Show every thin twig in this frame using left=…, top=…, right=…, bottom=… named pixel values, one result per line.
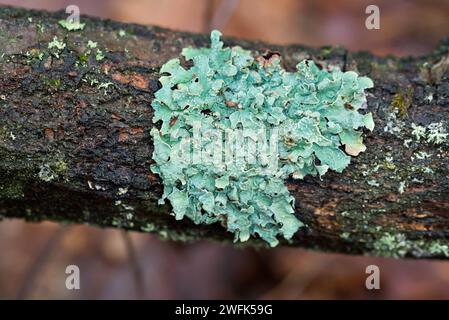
left=203, top=0, right=216, bottom=33
left=16, top=226, right=68, bottom=299
left=260, top=254, right=337, bottom=299
left=206, top=0, right=240, bottom=32
left=121, top=230, right=146, bottom=299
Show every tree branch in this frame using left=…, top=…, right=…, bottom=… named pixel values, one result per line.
left=1, top=6, right=448, bottom=259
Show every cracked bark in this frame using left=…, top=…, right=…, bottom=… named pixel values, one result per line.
left=0, top=6, right=448, bottom=259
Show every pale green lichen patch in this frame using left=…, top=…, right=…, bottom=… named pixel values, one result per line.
left=82, top=40, right=105, bottom=62
left=412, top=151, right=431, bottom=160
left=48, top=36, right=66, bottom=50
left=48, top=36, right=66, bottom=58
left=58, top=19, right=85, bottom=31
left=151, top=30, right=374, bottom=246
left=373, top=233, right=409, bottom=258
left=383, top=111, right=404, bottom=135
left=398, top=181, right=406, bottom=194
left=427, top=242, right=449, bottom=257
left=37, top=159, right=68, bottom=182
left=411, top=123, right=426, bottom=141
left=427, top=122, right=448, bottom=145
left=372, top=232, right=449, bottom=258
left=87, top=40, right=97, bottom=49
left=95, top=50, right=105, bottom=61
left=411, top=122, right=447, bottom=145
left=24, top=48, right=45, bottom=64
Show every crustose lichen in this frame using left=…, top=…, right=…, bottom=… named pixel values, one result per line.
left=151, top=30, right=374, bottom=246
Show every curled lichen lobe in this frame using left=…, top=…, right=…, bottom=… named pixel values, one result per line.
left=151, top=30, right=374, bottom=246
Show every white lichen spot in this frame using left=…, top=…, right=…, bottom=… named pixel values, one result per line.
left=58, top=19, right=85, bottom=31
left=82, top=41, right=105, bottom=61
left=48, top=36, right=65, bottom=50
left=340, top=211, right=350, bottom=217
left=98, top=82, right=114, bottom=95
left=403, top=139, right=412, bottom=148
left=422, top=167, right=434, bottom=174
left=412, top=151, right=431, bottom=160
left=122, top=204, right=134, bottom=211
left=98, top=82, right=113, bottom=89
left=118, top=29, right=126, bottom=37
left=411, top=123, right=426, bottom=141
left=36, top=23, right=45, bottom=33
left=89, top=78, right=99, bottom=86
left=398, top=181, right=406, bottom=194
left=427, top=122, right=448, bottom=145
left=367, top=179, right=380, bottom=187
left=428, top=242, right=449, bottom=257
left=424, top=93, right=433, bottom=103
left=411, top=122, right=447, bottom=145
left=341, top=232, right=350, bottom=239
left=48, top=36, right=66, bottom=58
left=9, top=131, right=16, bottom=140
left=95, top=184, right=106, bottom=191
left=117, top=187, right=128, bottom=196
left=115, top=199, right=134, bottom=211
left=38, top=164, right=55, bottom=182
left=383, top=112, right=402, bottom=134
left=362, top=164, right=381, bottom=176
left=95, top=50, right=105, bottom=61
left=374, top=233, right=409, bottom=258
left=87, top=180, right=94, bottom=190
left=87, top=40, right=97, bottom=49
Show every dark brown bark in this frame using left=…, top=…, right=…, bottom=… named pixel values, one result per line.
left=1, top=6, right=448, bottom=259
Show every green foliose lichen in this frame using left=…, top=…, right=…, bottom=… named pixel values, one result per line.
left=151, top=30, right=374, bottom=246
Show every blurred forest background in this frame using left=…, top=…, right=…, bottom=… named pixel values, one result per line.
left=1, top=0, right=449, bottom=299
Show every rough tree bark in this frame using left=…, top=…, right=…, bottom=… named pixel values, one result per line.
left=0, top=6, right=448, bottom=259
